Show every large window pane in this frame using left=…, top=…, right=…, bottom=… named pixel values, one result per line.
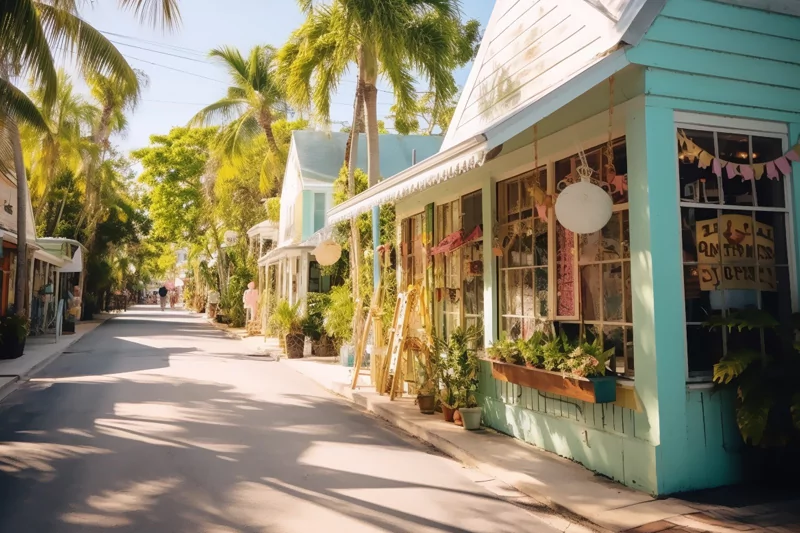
left=753, top=136, right=786, bottom=208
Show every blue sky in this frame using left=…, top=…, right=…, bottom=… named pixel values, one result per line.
left=74, top=0, right=495, bottom=154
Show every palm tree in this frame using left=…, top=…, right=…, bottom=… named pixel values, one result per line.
left=78, top=70, right=146, bottom=243
left=22, top=71, right=98, bottom=220
left=280, top=0, right=474, bottom=189
left=190, top=45, right=286, bottom=157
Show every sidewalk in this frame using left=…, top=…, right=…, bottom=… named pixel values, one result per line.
left=0, top=315, right=111, bottom=402
left=274, top=355, right=800, bottom=533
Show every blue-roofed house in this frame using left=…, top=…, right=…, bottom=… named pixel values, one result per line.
left=258, top=130, right=442, bottom=312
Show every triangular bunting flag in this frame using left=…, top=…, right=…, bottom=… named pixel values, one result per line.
left=775, top=156, right=792, bottom=176
left=753, top=163, right=765, bottom=180
left=712, top=158, right=722, bottom=178
left=726, top=162, right=739, bottom=179
left=785, top=148, right=800, bottom=162
left=740, top=165, right=754, bottom=181
left=766, top=161, right=779, bottom=179
left=698, top=151, right=713, bottom=169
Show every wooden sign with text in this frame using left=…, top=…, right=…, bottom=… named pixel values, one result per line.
left=695, top=214, right=776, bottom=291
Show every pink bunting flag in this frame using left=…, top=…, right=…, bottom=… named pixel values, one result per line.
left=609, top=174, right=627, bottom=194
left=712, top=158, right=722, bottom=178
left=739, top=165, right=754, bottom=181
left=726, top=162, right=739, bottom=180
left=536, top=204, right=548, bottom=221
left=786, top=148, right=800, bottom=162
left=766, top=161, right=779, bottom=180
left=775, top=156, right=792, bottom=176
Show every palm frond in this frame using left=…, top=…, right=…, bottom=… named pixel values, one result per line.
left=117, top=0, right=181, bottom=30
left=209, top=46, right=250, bottom=90
left=189, top=98, right=248, bottom=128
left=213, top=112, right=262, bottom=159
left=37, top=2, right=139, bottom=90
left=0, top=77, right=49, bottom=131
left=0, top=0, right=58, bottom=107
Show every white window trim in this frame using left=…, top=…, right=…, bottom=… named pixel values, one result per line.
left=674, top=111, right=798, bottom=382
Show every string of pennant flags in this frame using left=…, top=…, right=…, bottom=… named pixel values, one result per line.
left=678, top=131, right=800, bottom=181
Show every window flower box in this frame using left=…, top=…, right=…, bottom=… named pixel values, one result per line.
left=486, top=359, right=616, bottom=404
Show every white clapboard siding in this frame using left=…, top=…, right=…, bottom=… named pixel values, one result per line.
left=443, top=0, right=652, bottom=150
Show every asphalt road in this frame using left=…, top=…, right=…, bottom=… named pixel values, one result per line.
left=0, top=306, right=571, bottom=532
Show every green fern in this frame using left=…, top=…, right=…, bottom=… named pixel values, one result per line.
left=713, top=350, right=761, bottom=385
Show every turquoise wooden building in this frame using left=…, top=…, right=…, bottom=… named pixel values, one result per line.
left=329, top=0, right=800, bottom=495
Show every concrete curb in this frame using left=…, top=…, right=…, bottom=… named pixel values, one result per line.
left=0, top=315, right=112, bottom=403
left=280, top=364, right=614, bottom=532
left=279, top=361, right=706, bottom=533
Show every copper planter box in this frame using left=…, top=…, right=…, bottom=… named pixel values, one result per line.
left=487, top=360, right=616, bottom=404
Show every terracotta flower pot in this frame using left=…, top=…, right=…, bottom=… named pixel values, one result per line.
left=453, top=409, right=463, bottom=427
left=285, top=333, right=305, bottom=359
left=416, top=394, right=435, bottom=414
left=441, top=404, right=456, bottom=422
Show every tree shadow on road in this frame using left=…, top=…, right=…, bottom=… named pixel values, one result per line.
left=0, top=323, right=531, bottom=532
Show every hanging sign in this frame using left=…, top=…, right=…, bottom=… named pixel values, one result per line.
left=678, top=131, right=800, bottom=180
left=223, top=230, right=238, bottom=246
left=695, top=214, right=776, bottom=291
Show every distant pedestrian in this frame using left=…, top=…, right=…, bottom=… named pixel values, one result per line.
left=158, top=286, right=168, bottom=311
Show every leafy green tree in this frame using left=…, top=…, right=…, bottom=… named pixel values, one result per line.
left=133, top=127, right=217, bottom=243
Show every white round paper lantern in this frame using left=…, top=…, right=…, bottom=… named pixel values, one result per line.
left=554, top=181, right=613, bottom=234
left=313, top=239, right=342, bottom=266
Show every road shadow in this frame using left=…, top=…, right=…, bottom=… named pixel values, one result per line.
left=0, top=311, right=536, bottom=532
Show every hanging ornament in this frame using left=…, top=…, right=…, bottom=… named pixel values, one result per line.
left=554, top=149, right=613, bottom=234
left=313, top=239, right=342, bottom=266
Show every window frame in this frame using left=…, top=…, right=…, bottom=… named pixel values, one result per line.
left=674, top=114, right=798, bottom=382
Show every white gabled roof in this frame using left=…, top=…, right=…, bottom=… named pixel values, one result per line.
left=442, top=0, right=663, bottom=150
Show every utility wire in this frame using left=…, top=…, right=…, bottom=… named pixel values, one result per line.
left=124, top=55, right=228, bottom=84
left=108, top=40, right=210, bottom=64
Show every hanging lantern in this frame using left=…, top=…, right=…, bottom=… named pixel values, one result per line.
left=313, top=239, right=342, bottom=266
left=554, top=151, right=613, bottom=234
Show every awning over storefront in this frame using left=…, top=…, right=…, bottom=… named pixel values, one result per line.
left=327, top=49, right=630, bottom=224
left=60, top=248, right=83, bottom=273
left=258, top=227, right=332, bottom=266
left=33, top=248, right=67, bottom=267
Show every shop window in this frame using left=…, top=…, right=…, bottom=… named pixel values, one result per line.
left=401, top=212, right=426, bottom=288
left=497, top=167, right=549, bottom=340
left=308, top=260, right=331, bottom=293
left=556, top=139, right=632, bottom=377
left=431, top=191, right=484, bottom=342
left=678, top=127, right=794, bottom=380
left=496, top=138, right=633, bottom=377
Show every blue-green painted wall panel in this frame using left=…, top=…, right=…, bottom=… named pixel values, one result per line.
left=620, top=0, right=800, bottom=494
left=301, top=190, right=314, bottom=241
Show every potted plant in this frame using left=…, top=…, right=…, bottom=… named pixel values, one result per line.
left=269, top=299, right=305, bottom=359
left=0, top=313, right=30, bottom=360
left=434, top=326, right=481, bottom=422
left=706, top=309, right=800, bottom=482
left=414, top=350, right=438, bottom=414
left=486, top=334, right=519, bottom=363
left=485, top=329, right=617, bottom=403
left=304, top=293, right=334, bottom=357
left=454, top=327, right=484, bottom=430
left=323, top=285, right=356, bottom=365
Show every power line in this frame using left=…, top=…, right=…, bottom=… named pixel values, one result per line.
left=99, top=30, right=207, bottom=56
left=124, top=55, right=228, bottom=84
left=108, top=40, right=209, bottom=64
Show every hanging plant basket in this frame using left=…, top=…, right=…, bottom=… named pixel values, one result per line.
left=487, top=359, right=616, bottom=404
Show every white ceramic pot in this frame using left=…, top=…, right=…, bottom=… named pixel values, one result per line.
left=459, top=407, right=482, bottom=430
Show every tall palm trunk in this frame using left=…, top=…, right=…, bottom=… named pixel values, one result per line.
left=76, top=103, right=112, bottom=237
left=257, top=108, right=280, bottom=154
left=346, top=76, right=364, bottom=304
left=9, top=117, right=29, bottom=315
left=360, top=47, right=381, bottom=289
